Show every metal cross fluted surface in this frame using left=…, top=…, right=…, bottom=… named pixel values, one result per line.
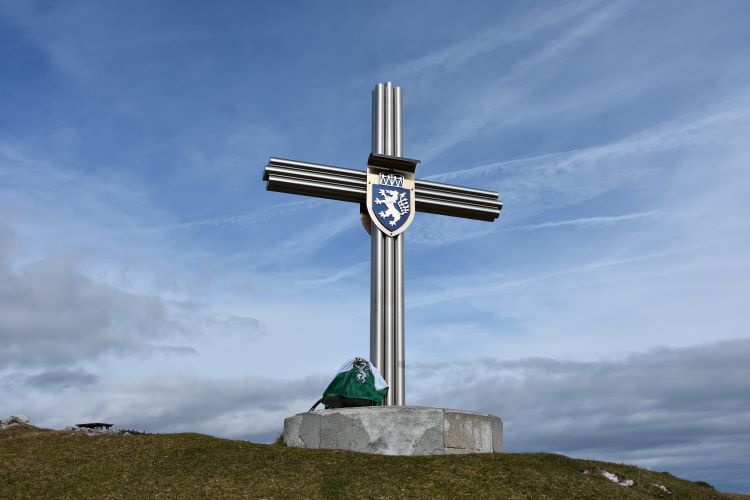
left=262, top=82, right=502, bottom=405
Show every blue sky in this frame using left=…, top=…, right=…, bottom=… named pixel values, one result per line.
left=2, top=0, right=750, bottom=493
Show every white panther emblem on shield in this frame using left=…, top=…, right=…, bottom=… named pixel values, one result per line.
left=374, top=189, right=410, bottom=226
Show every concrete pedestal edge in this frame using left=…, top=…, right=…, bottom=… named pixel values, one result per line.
left=283, top=406, right=502, bottom=456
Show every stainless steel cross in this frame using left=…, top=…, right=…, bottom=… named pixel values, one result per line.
left=263, top=82, right=503, bottom=406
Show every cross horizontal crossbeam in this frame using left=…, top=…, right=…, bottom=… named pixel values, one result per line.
left=263, top=157, right=503, bottom=222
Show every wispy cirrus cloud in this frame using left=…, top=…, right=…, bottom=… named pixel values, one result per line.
left=430, top=97, right=750, bottom=187
left=407, top=243, right=707, bottom=309
left=378, top=0, right=604, bottom=84
left=409, top=0, right=635, bottom=162
left=295, top=261, right=369, bottom=287
left=508, top=211, right=662, bottom=231
left=406, top=89, right=750, bottom=249
left=125, top=199, right=325, bottom=234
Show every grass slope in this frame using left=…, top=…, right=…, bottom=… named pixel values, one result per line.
left=0, top=424, right=742, bottom=499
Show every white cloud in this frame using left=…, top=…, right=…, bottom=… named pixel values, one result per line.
left=409, top=339, right=750, bottom=491
left=0, top=222, right=263, bottom=368
left=0, top=252, right=184, bottom=367
left=2, top=370, right=327, bottom=441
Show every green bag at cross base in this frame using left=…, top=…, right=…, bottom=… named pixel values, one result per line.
left=322, top=357, right=389, bottom=408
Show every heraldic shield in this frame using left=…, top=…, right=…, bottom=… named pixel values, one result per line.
left=366, top=169, right=416, bottom=237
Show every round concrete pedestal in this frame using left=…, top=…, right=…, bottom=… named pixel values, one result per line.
left=283, top=406, right=502, bottom=456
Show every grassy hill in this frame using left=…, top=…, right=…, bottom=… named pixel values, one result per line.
left=1, top=423, right=746, bottom=499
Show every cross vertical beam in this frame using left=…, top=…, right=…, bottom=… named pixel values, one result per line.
left=393, top=86, right=406, bottom=407
left=370, top=82, right=405, bottom=405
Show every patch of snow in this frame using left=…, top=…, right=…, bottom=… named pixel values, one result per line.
left=0, top=415, right=31, bottom=429
left=602, top=470, right=634, bottom=487
left=651, top=483, right=672, bottom=494
left=65, top=425, right=133, bottom=436
left=602, top=471, right=618, bottom=482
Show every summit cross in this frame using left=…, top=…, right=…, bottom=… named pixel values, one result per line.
left=263, top=82, right=503, bottom=406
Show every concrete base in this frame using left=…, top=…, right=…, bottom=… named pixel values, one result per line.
left=283, top=406, right=502, bottom=456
